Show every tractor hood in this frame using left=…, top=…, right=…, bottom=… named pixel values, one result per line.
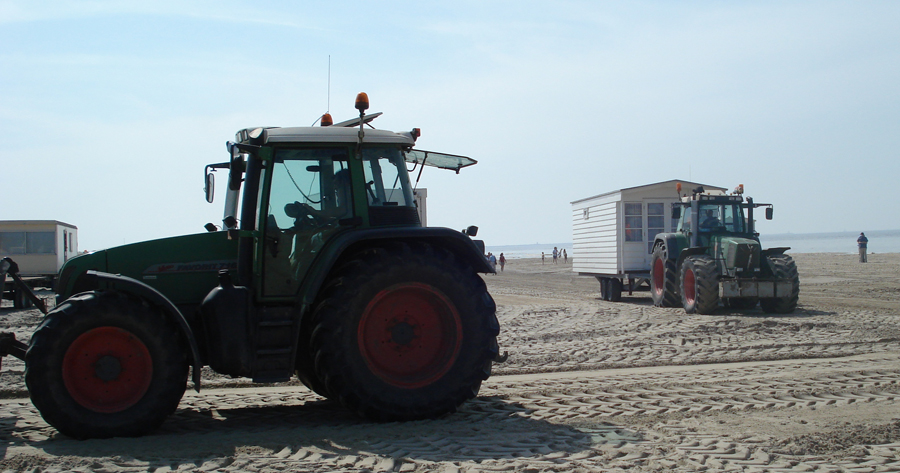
left=57, top=232, right=239, bottom=306
left=711, top=235, right=761, bottom=273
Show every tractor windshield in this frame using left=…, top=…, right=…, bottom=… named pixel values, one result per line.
left=697, top=203, right=747, bottom=233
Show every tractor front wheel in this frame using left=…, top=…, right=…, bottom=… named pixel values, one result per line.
left=309, top=243, right=498, bottom=421
left=25, top=291, right=188, bottom=439
left=650, top=245, right=679, bottom=307
left=680, top=255, right=719, bottom=314
left=760, top=255, right=800, bottom=314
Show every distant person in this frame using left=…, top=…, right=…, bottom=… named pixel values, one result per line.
left=542, top=252, right=545, bottom=264
left=552, top=247, right=558, bottom=264
left=857, top=232, right=868, bottom=263
left=563, top=249, right=567, bottom=263
left=499, top=253, right=506, bottom=272
left=487, top=252, right=497, bottom=272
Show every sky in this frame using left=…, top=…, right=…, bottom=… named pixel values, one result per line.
left=2, top=1, right=898, bottom=251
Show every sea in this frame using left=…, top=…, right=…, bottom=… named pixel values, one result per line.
left=488, top=229, right=900, bottom=260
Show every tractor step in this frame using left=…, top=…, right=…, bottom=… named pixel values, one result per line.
left=251, top=307, right=299, bottom=383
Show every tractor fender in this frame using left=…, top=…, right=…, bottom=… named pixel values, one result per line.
left=654, top=233, right=686, bottom=261
left=761, top=247, right=790, bottom=258
left=297, top=226, right=492, bottom=309
left=73, top=270, right=203, bottom=390
left=676, top=247, right=708, bottom=272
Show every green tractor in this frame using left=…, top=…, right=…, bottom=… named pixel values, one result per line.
left=0, top=94, right=500, bottom=439
left=649, top=185, right=799, bottom=314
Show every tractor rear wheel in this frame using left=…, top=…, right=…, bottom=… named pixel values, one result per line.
left=760, top=255, right=799, bottom=314
left=680, top=255, right=719, bottom=314
left=309, top=242, right=498, bottom=421
left=650, top=245, right=679, bottom=307
left=25, top=291, right=188, bottom=439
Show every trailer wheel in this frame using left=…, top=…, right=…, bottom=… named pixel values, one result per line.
left=608, top=278, right=622, bottom=302
left=309, top=242, right=498, bottom=421
left=25, top=291, right=188, bottom=439
left=680, top=255, right=719, bottom=314
left=13, top=287, right=34, bottom=310
left=650, top=245, right=679, bottom=307
left=759, top=255, right=799, bottom=314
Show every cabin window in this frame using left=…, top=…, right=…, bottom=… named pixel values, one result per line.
left=0, top=232, right=25, bottom=254
left=624, top=202, right=642, bottom=241
left=0, top=231, right=55, bottom=255
left=26, top=232, right=56, bottom=254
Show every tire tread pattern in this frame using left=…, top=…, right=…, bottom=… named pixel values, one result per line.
left=759, top=255, right=800, bottom=313
left=308, top=242, right=498, bottom=421
left=25, top=291, right=188, bottom=439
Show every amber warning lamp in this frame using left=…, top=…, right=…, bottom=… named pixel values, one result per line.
left=320, top=113, right=333, bottom=127
left=355, top=92, right=369, bottom=112
left=676, top=182, right=682, bottom=194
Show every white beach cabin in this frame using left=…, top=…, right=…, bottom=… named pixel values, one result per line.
left=571, top=180, right=726, bottom=291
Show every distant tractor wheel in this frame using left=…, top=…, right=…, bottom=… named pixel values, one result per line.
left=309, top=243, right=499, bottom=421
left=723, top=297, right=758, bottom=310
left=680, top=255, right=719, bottom=314
left=759, top=255, right=799, bottom=314
left=650, top=245, right=679, bottom=307
left=608, top=278, right=622, bottom=302
left=25, top=291, right=188, bottom=439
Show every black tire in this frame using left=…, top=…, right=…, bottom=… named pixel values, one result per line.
left=680, top=255, right=719, bottom=314
left=13, top=287, right=34, bottom=310
left=295, top=320, right=331, bottom=398
left=598, top=277, right=609, bottom=301
left=650, top=244, right=679, bottom=307
left=608, top=278, right=622, bottom=302
left=759, top=255, right=799, bottom=314
left=723, top=297, right=758, bottom=310
left=25, top=291, right=188, bottom=439
left=309, top=242, right=499, bottom=421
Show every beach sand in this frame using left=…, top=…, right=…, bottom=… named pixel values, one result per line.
left=1, top=252, right=899, bottom=471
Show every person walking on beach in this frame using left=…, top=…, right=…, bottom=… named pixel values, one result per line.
left=487, top=252, right=497, bottom=272
left=499, top=253, right=506, bottom=272
left=552, top=247, right=558, bottom=264
left=542, top=252, right=545, bottom=264
left=563, top=249, right=567, bottom=263
left=857, top=232, right=868, bottom=263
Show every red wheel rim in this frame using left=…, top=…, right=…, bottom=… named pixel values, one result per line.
left=652, top=258, right=664, bottom=297
left=62, top=326, right=153, bottom=413
left=358, top=283, right=462, bottom=388
left=683, top=267, right=696, bottom=306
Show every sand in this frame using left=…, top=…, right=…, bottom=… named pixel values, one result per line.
left=1, top=252, right=899, bottom=472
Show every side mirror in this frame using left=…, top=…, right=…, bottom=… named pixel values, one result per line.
left=765, top=207, right=773, bottom=220
left=671, top=205, right=681, bottom=219
left=204, top=172, right=215, bottom=203
left=465, top=225, right=478, bottom=237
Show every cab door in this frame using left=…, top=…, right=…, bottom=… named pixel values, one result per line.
left=259, top=147, right=353, bottom=298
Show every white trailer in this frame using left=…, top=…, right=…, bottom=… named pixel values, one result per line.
left=1, top=220, right=78, bottom=308
left=571, top=180, right=725, bottom=301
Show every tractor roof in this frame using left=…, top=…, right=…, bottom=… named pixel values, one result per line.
left=234, top=126, right=476, bottom=171
left=239, top=126, right=417, bottom=147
